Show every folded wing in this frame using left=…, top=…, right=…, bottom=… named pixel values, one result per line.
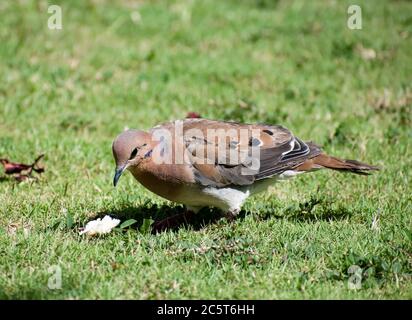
left=173, top=119, right=322, bottom=187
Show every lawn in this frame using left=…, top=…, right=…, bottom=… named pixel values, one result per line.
left=0, top=0, right=411, bottom=299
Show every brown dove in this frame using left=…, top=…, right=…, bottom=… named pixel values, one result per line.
left=112, top=119, right=378, bottom=227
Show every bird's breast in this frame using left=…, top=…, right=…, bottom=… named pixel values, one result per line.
left=129, top=169, right=181, bottom=202
left=127, top=164, right=246, bottom=210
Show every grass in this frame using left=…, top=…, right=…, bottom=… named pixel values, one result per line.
left=0, top=0, right=411, bottom=299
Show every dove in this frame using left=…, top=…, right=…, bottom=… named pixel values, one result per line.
left=112, top=119, right=378, bottom=229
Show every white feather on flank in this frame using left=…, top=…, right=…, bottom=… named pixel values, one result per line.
left=203, top=187, right=250, bottom=212
left=278, top=170, right=303, bottom=179
left=199, top=170, right=303, bottom=212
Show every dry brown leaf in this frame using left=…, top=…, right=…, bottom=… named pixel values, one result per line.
left=186, top=112, right=201, bottom=118
left=356, top=44, right=376, bottom=61
left=0, top=154, right=45, bottom=182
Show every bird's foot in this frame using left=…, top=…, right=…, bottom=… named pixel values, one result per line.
left=152, top=210, right=195, bottom=234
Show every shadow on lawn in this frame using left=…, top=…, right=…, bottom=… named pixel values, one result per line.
left=0, top=176, right=8, bottom=183
left=93, top=197, right=354, bottom=234
left=93, top=204, right=224, bottom=234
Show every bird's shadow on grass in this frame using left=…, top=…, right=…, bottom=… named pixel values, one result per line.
left=258, top=195, right=355, bottom=223
left=94, top=204, right=225, bottom=234
left=93, top=197, right=354, bottom=234
left=0, top=176, right=11, bottom=183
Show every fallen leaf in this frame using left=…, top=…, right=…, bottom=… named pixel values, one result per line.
left=356, top=44, right=376, bottom=61
left=0, top=154, right=45, bottom=182
left=14, top=174, right=33, bottom=182
left=111, top=262, right=122, bottom=271
left=6, top=223, right=19, bottom=236
left=186, top=112, right=201, bottom=118
left=7, top=222, right=31, bottom=237
left=0, top=160, right=31, bottom=174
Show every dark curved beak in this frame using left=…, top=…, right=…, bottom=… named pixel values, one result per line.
left=113, top=166, right=126, bottom=187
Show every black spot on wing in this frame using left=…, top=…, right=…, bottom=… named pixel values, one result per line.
left=263, top=129, right=273, bottom=135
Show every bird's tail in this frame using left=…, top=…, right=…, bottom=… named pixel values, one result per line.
left=295, top=153, right=379, bottom=175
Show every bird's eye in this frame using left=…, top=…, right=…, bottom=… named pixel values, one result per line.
left=129, top=147, right=138, bottom=160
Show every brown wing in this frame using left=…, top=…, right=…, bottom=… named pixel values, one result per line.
left=152, top=119, right=321, bottom=187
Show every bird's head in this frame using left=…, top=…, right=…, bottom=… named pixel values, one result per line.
left=112, top=129, right=152, bottom=186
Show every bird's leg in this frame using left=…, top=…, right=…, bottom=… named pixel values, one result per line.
left=152, top=208, right=197, bottom=233
left=222, top=209, right=240, bottom=222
